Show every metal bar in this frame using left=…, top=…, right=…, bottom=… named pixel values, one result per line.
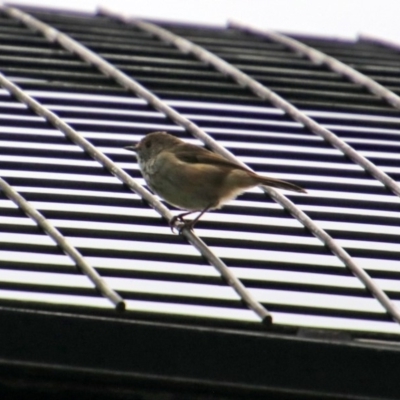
left=0, top=176, right=125, bottom=311
left=8, top=6, right=400, bottom=326
left=229, top=20, right=400, bottom=112
left=125, top=18, right=400, bottom=198
left=0, top=7, right=272, bottom=325
left=97, top=8, right=400, bottom=325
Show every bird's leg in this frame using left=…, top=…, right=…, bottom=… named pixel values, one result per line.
left=171, top=205, right=212, bottom=234
left=186, top=206, right=211, bottom=229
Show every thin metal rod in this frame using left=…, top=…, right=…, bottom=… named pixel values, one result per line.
left=0, top=7, right=272, bottom=325
left=98, top=9, right=400, bottom=325
left=229, top=20, right=400, bottom=112
left=126, top=17, right=400, bottom=198
left=9, top=6, right=399, bottom=326
left=0, top=176, right=125, bottom=311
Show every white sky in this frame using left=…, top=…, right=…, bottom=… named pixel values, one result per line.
left=5, top=0, right=400, bottom=42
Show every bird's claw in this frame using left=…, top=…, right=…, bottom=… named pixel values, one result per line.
left=169, top=215, right=183, bottom=234
left=169, top=215, right=193, bottom=234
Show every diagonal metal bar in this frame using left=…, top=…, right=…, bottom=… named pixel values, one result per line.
left=96, top=8, right=400, bottom=325
left=0, top=8, right=271, bottom=325
left=229, top=20, right=400, bottom=112
left=0, top=175, right=125, bottom=311
left=119, top=17, right=400, bottom=199
left=7, top=6, right=400, bottom=326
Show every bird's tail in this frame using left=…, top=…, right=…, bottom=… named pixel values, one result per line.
left=254, top=173, right=306, bottom=193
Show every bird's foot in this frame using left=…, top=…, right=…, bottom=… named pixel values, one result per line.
left=169, top=215, right=194, bottom=234
left=169, top=214, right=183, bottom=234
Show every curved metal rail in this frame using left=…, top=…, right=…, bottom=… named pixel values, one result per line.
left=0, top=175, right=125, bottom=311
left=123, top=17, right=400, bottom=199
left=0, top=8, right=272, bottom=325
left=229, top=20, right=400, bottom=112
left=6, top=5, right=400, bottom=324
left=101, top=8, right=400, bottom=324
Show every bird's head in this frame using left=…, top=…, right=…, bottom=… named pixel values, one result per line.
left=125, top=131, right=182, bottom=162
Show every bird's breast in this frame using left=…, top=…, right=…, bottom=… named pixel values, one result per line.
left=138, top=152, right=258, bottom=212
left=139, top=152, right=222, bottom=211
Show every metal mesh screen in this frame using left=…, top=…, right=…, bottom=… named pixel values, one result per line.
left=0, top=6, right=399, bottom=338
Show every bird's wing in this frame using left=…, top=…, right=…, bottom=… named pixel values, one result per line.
left=172, top=143, right=249, bottom=172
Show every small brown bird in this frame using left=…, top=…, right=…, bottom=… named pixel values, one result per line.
left=126, top=131, right=306, bottom=231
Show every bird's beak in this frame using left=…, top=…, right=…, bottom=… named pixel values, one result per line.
left=124, top=144, right=138, bottom=152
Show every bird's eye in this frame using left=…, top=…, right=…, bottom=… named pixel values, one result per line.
left=145, top=141, right=152, bottom=148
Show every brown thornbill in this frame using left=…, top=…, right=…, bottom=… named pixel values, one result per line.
left=125, top=131, right=306, bottom=232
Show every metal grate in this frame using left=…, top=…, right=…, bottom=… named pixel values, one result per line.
left=0, top=6, right=399, bottom=338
